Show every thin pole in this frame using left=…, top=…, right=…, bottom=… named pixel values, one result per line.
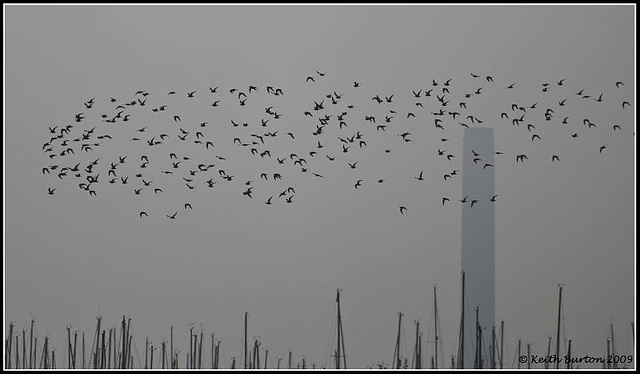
left=22, top=329, right=26, bottom=369
left=145, top=337, right=149, bottom=369
left=434, top=285, right=439, bottom=369
left=500, top=320, right=504, bottom=369
left=610, top=323, right=617, bottom=369
left=546, top=336, right=551, bottom=369
left=73, top=331, right=77, bottom=369
left=393, top=312, right=403, bottom=369
left=7, top=322, right=14, bottom=369
left=567, top=339, right=572, bottom=369
left=101, top=330, right=106, bottom=369
left=288, top=350, right=292, bottom=369
left=108, top=329, right=112, bottom=369
left=244, top=313, right=248, bottom=369
left=413, top=321, right=421, bottom=369
left=170, top=325, right=174, bottom=369
left=29, top=319, right=34, bottom=369
left=474, top=306, right=479, bottom=368
left=491, top=325, right=496, bottom=369
left=120, top=316, right=126, bottom=369
left=527, top=343, right=531, bottom=369
left=214, top=333, right=215, bottom=369
left=555, top=285, right=563, bottom=369
left=199, top=329, right=203, bottom=369
left=460, top=271, right=465, bottom=369
left=15, top=335, right=20, bottom=369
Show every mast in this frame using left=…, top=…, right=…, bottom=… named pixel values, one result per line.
left=210, top=333, right=216, bottom=369
left=457, top=271, right=466, bottom=368
left=199, top=329, right=204, bottom=369
left=474, top=306, right=480, bottom=368
left=150, top=344, right=155, bottom=369
left=610, top=323, right=617, bottom=369
left=145, top=337, right=149, bottom=369
left=434, top=285, right=439, bottom=369
left=546, top=336, right=551, bottom=369
left=120, top=317, right=127, bottom=369
left=162, top=341, right=166, bottom=369
left=29, top=319, right=34, bottom=369
left=393, top=312, right=404, bottom=369
left=491, top=325, right=496, bottom=369
left=170, top=325, right=174, bottom=369
left=68, top=326, right=72, bottom=369
left=500, top=320, right=504, bottom=369
left=7, top=321, right=14, bottom=369
left=566, top=339, right=572, bottom=369
left=336, top=288, right=347, bottom=369
left=244, top=312, right=248, bottom=369
left=606, top=338, right=611, bottom=369
left=22, top=329, right=26, bottom=369
left=264, top=348, right=268, bottom=369
left=555, top=284, right=563, bottom=369
left=412, top=321, right=421, bottom=369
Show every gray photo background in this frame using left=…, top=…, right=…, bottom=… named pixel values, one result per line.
left=5, top=5, right=635, bottom=368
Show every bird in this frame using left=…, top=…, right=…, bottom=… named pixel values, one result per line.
left=442, top=197, right=450, bottom=205
left=47, top=187, right=56, bottom=195
left=265, top=196, right=273, bottom=205
left=354, top=180, right=362, bottom=189
left=490, top=195, right=497, bottom=202
left=139, top=211, right=148, bottom=218
left=399, top=206, right=407, bottom=215
left=415, top=171, right=424, bottom=181
left=243, top=187, right=253, bottom=198
left=470, top=200, right=478, bottom=209
left=599, top=145, right=607, bottom=153
left=615, top=81, right=624, bottom=88
left=167, top=212, right=177, bottom=219
left=622, top=101, right=631, bottom=108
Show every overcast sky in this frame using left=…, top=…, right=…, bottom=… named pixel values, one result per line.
left=5, top=4, right=635, bottom=369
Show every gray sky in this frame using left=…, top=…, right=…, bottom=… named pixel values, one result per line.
left=5, top=4, right=635, bottom=369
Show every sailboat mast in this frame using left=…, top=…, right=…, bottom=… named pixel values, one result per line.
left=434, top=285, right=439, bottom=369
left=555, top=285, right=563, bottom=369
left=393, top=312, right=403, bottom=369
left=244, top=312, right=248, bottom=369
left=459, top=271, right=465, bottom=368
left=500, top=320, right=504, bottom=369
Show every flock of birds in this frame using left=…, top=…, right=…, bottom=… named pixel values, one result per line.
left=40, top=71, right=631, bottom=220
